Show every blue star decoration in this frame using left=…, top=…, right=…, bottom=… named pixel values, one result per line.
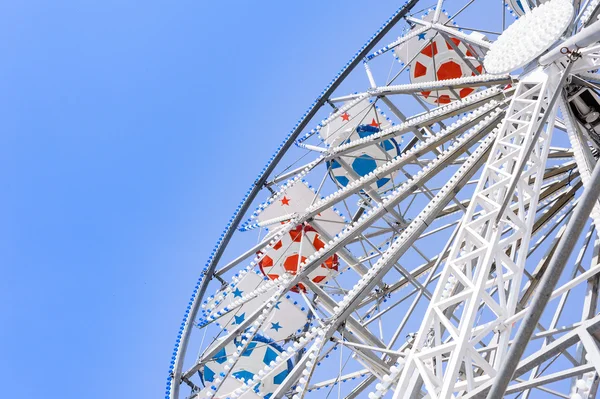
left=273, top=301, right=281, bottom=310
left=417, top=32, right=427, bottom=40
left=270, top=322, right=282, bottom=332
left=232, top=288, right=243, bottom=298
left=234, top=313, right=245, bottom=324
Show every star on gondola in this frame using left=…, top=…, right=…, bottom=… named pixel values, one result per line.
left=234, top=313, right=245, bottom=324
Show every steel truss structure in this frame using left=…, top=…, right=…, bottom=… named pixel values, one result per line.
left=396, top=67, right=562, bottom=398
left=165, top=1, right=600, bottom=399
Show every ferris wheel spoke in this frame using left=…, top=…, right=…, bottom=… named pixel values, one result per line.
left=464, top=316, right=600, bottom=399
left=330, top=76, right=510, bottom=104
left=580, top=0, right=600, bottom=27
left=306, top=368, right=370, bottom=392
left=266, top=161, right=319, bottom=187
left=558, top=95, right=600, bottom=228
left=318, top=228, right=379, bottom=281
left=304, top=283, right=393, bottom=353
left=405, top=16, right=492, bottom=49
left=280, top=337, right=326, bottom=399
left=532, top=180, right=581, bottom=236
left=331, top=96, right=506, bottom=161
left=516, top=226, right=599, bottom=398
left=431, top=22, right=492, bottom=51
left=346, top=374, right=382, bottom=399
left=578, top=71, right=600, bottom=84
left=379, top=96, right=434, bottom=140
left=356, top=255, right=445, bottom=312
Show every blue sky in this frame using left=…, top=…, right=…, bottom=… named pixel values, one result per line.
left=0, top=1, right=409, bottom=398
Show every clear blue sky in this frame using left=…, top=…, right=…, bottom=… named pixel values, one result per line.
left=1, top=1, right=408, bottom=398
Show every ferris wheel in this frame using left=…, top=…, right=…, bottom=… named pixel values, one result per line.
left=166, top=1, right=600, bottom=398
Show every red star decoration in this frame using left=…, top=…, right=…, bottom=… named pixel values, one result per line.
left=369, top=118, right=380, bottom=127
left=281, top=196, right=290, bottom=206
left=341, top=112, right=350, bottom=121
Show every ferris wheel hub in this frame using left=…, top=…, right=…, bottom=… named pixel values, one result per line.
left=483, top=0, right=574, bottom=74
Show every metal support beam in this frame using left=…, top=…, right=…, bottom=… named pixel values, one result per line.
left=485, top=146, right=600, bottom=399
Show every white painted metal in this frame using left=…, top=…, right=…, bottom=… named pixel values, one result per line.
left=167, top=2, right=600, bottom=399
left=395, top=67, right=559, bottom=398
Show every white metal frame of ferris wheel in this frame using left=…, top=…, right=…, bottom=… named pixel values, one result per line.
left=394, top=65, right=561, bottom=398
left=166, top=1, right=600, bottom=399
